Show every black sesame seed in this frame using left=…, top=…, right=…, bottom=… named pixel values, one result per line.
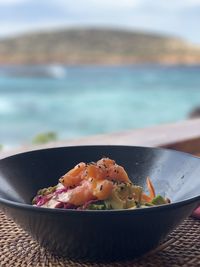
left=100, top=185, right=103, bottom=191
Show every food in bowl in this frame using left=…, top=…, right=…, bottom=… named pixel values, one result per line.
left=32, top=157, right=170, bottom=210
left=1, top=145, right=199, bottom=260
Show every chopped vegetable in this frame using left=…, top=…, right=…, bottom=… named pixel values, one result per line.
left=87, top=201, right=107, bottom=210
left=151, top=195, right=167, bottom=205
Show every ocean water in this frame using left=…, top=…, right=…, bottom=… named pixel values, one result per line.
left=0, top=65, right=200, bottom=148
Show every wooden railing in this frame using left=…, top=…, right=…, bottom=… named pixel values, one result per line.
left=1, top=118, right=200, bottom=159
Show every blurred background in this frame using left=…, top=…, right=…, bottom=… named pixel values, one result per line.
left=0, top=0, right=200, bottom=150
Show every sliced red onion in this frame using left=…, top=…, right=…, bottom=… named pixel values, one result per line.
left=55, top=187, right=69, bottom=195
left=36, top=195, right=50, bottom=206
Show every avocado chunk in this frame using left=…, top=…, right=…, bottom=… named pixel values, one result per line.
left=105, top=189, right=126, bottom=209
left=104, top=183, right=140, bottom=209
left=151, top=195, right=167, bottom=205
left=87, top=201, right=107, bottom=210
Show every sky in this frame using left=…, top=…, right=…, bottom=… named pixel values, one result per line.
left=0, top=0, right=200, bottom=44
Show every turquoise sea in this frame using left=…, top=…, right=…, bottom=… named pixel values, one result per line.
left=0, top=65, right=200, bottom=148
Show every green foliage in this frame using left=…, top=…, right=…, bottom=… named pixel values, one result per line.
left=32, top=132, right=57, bottom=145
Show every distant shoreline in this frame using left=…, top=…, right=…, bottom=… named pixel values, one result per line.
left=1, top=28, right=200, bottom=66
left=1, top=63, right=200, bottom=67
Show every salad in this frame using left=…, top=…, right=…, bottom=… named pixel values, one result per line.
left=32, top=157, right=170, bottom=210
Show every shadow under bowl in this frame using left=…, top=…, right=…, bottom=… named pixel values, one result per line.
left=0, top=145, right=200, bottom=261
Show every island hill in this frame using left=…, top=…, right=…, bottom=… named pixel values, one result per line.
left=0, top=28, right=200, bottom=65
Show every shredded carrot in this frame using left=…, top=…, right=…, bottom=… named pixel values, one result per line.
left=146, top=176, right=156, bottom=199
left=141, top=193, right=152, bottom=203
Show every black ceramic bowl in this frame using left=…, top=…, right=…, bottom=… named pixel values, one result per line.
left=0, top=145, right=200, bottom=261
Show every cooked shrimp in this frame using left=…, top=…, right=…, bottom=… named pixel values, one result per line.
left=86, top=164, right=105, bottom=180
left=59, top=162, right=86, bottom=187
left=59, top=180, right=95, bottom=206
left=107, top=165, right=130, bottom=182
left=97, top=158, right=130, bottom=182
left=97, top=158, right=115, bottom=168
left=92, top=180, right=114, bottom=200
left=59, top=179, right=113, bottom=205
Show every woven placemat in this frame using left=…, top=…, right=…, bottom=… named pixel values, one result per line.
left=0, top=212, right=200, bottom=267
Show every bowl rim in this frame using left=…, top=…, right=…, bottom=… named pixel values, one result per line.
left=0, top=145, right=200, bottom=215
